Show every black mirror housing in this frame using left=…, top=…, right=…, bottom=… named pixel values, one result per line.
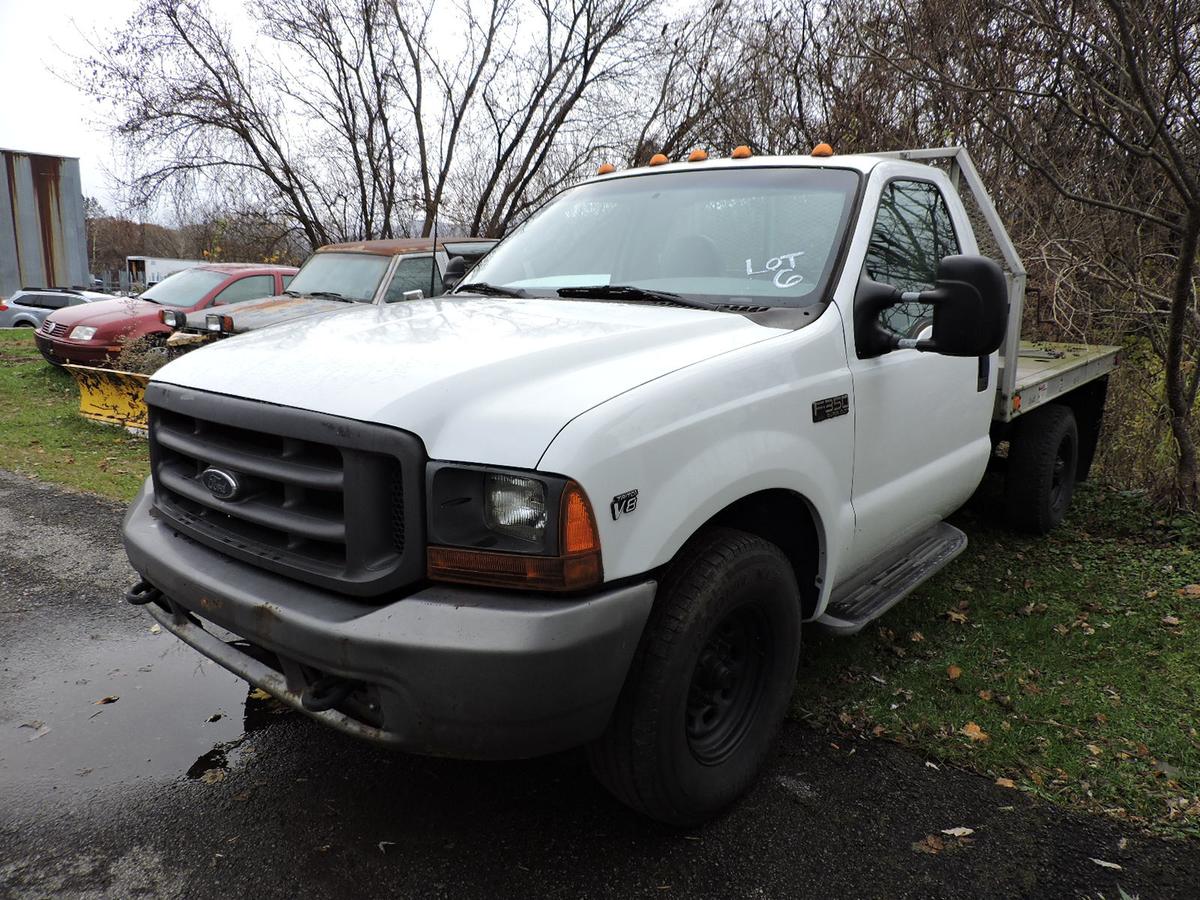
left=854, top=255, right=1007, bottom=360
left=443, top=255, right=466, bottom=292
left=920, top=255, right=1007, bottom=357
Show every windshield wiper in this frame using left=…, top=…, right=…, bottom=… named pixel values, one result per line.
left=456, top=281, right=528, bottom=298
left=283, top=289, right=301, bottom=297
left=306, top=291, right=355, bottom=302
left=556, top=285, right=718, bottom=311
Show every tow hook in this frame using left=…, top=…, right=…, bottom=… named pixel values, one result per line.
left=124, top=579, right=163, bottom=606
left=301, top=674, right=357, bottom=712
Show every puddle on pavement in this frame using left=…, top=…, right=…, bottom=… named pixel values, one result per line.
left=0, top=624, right=293, bottom=799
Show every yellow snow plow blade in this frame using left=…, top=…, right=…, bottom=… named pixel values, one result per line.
left=64, top=365, right=150, bottom=431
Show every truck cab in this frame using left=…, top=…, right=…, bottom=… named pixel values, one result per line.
left=122, top=147, right=1113, bottom=825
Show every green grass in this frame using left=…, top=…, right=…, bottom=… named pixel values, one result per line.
left=0, top=330, right=147, bottom=500
left=796, top=483, right=1200, bottom=838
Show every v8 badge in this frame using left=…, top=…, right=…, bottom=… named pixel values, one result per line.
left=610, top=489, right=638, bottom=520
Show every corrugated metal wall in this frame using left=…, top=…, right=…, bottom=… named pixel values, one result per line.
left=0, top=149, right=88, bottom=298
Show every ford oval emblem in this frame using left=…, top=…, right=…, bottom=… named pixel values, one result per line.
left=199, top=467, right=241, bottom=501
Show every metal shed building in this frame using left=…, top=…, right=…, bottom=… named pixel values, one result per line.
left=0, top=148, right=88, bottom=299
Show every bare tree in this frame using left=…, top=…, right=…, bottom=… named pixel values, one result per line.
left=856, top=0, right=1200, bottom=505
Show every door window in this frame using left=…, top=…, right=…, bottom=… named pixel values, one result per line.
left=213, top=275, right=276, bottom=306
left=863, top=180, right=960, bottom=338
left=384, top=256, right=439, bottom=301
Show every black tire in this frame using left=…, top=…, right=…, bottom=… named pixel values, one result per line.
left=1004, top=403, right=1079, bottom=534
left=588, top=527, right=801, bottom=826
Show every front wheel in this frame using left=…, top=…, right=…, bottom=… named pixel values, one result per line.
left=588, top=527, right=801, bottom=825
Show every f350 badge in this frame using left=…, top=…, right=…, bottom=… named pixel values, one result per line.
left=610, top=489, right=639, bottom=520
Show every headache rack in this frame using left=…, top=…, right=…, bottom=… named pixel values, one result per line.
left=145, top=382, right=426, bottom=597
left=872, top=147, right=1119, bottom=423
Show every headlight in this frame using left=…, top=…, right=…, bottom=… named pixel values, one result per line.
left=69, top=326, right=97, bottom=341
left=159, top=309, right=187, bottom=328
left=426, top=464, right=601, bottom=591
left=484, top=473, right=547, bottom=543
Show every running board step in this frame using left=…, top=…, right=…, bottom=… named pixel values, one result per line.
left=817, top=522, right=968, bottom=635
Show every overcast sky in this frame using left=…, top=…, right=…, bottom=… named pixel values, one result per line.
left=0, top=0, right=248, bottom=215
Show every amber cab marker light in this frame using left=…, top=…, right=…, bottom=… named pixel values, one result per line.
left=731, top=145, right=753, bottom=159
left=687, top=148, right=708, bottom=163
left=597, top=163, right=616, bottom=175
left=812, top=142, right=834, bottom=158
left=648, top=153, right=669, bottom=166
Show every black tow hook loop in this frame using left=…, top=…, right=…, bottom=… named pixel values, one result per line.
left=125, top=579, right=162, bottom=606
left=301, top=675, right=356, bottom=713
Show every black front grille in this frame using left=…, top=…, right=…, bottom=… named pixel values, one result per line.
left=146, top=382, right=426, bottom=597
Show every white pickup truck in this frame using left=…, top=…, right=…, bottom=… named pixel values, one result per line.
left=122, top=146, right=1117, bottom=825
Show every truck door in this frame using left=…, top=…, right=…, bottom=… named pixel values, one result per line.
left=843, top=177, right=994, bottom=573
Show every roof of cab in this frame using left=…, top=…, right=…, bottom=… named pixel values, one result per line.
left=317, top=237, right=497, bottom=256
left=587, top=152, right=895, bottom=182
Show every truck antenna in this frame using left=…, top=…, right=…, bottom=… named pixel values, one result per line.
left=430, top=209, right=438, bottom=299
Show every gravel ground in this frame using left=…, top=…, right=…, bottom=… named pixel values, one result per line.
left=1, top=470, right=1198, bottom=899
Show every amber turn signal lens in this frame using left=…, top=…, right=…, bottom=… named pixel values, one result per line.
left=687, top=148, right=708, bottom=162
left=648, top=153, right=669, bottom=166
left=811, top=142, right=834, bottom=157
left=731, top=145, right=752, bottom=159
left=562, top=481, right=599, bottom=554
left=597, top=163, right=616, bottom=175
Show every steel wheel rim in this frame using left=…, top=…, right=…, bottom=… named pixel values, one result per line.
left=685, top=603, right=771, bottom=766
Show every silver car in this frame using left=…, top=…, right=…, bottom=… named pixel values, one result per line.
left=0, top=287, right=113, bottom=328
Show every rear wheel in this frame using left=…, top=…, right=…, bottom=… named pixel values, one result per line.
left=1004, top=404, right=1078, bottom=534
left=588, top=527, right=801, bottom=825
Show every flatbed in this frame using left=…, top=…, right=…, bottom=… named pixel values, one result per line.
left=997, top=341, right=1120, bottom=421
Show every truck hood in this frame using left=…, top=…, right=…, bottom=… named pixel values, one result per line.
left=183, top=294, right=352, bottom=332
left=153, top=296, right=785, bottom=467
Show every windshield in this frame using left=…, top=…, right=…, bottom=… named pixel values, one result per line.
left=140, top=269, right=226, bottom=306
left=287, top=252, right=391, bottom=302
left=464, top=167, right=859, bottom=307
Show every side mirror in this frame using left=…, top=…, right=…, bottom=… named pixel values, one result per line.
left=854, top=255, right=1007, bottom=359
left=442, top=256, right=466, bottom=292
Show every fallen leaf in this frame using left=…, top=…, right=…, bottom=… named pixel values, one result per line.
left=18, top=721, right=51, bottom=742
left=1086, top=744, right=1103, bottom=757
left=94, top=695, right=119, bottom=705
left=1090, top=858, right=1123, bottom=871
left=909, top=631, right=925, bottom=642
left=941, top=826, right=975, bottom=837
left=1177, top=584, right=1200, bottom=597
left=199, top=769, right=226, bottom=784
left=947, top=665, right=963, bottom=681
left=206, top=713, right=223, bottom=723
left=1144, top=590, right=1159, bottom=600
left=944, top=609, right=969, bottom=624
left=995, top=777, right=1016, bottom=789
left=378, top=841, right=396, bottom=854
left=1053, top=623, right=1070, bottom=636
left=912, top=835, right=945, bottom=855
left=248, top=688, right=272, bottom=701
left=961, top=722, right=989, bottom=742
left=1162, top=615, right=1182, bottom=626
left=978, top=690, right=993, bottom=701
left=149, top=624, right=162, bottom=635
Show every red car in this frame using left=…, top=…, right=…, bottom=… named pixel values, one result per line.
left=34, top=263, right=297, bottom=366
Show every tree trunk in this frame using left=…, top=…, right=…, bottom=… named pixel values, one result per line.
left=1164, top=214, right=1200, bottom=507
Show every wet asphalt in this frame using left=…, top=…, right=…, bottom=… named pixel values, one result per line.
left=2, top=470, right=1199, bottom=899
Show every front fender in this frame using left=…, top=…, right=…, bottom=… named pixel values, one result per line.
left=538, top=307, right=856, bottom=614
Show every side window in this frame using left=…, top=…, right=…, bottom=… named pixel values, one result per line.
left=384, top=256, right=438, bottom=302
left=281, top=274, right=294, bottom=290
left=213, top=275, right=276, bottom=306
left=863, top=180, right=960, bottom=338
